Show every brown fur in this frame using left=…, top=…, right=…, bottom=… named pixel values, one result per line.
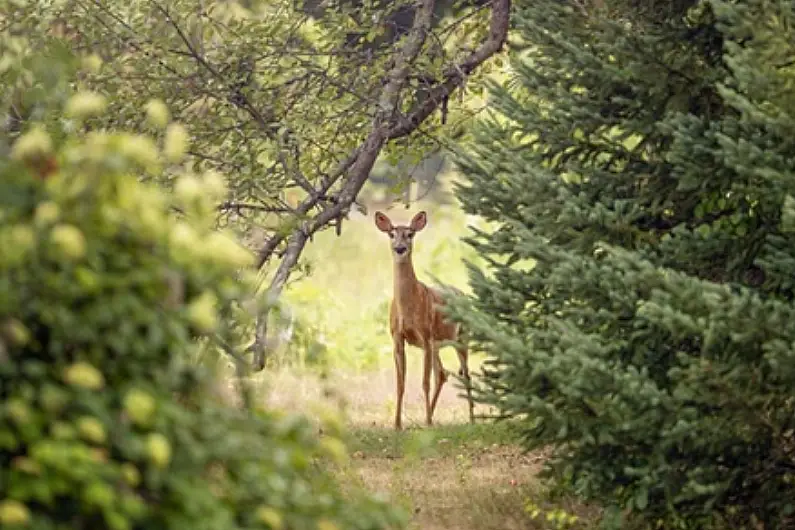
left=375, top=210, right=475, bottom=430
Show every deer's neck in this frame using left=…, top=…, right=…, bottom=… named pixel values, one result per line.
left=393, top=259, right=421, bottom=311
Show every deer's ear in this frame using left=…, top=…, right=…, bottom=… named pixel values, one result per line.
left=374, top=211, right=393, bottom=232
left=410, top=211, right=427, bottom=232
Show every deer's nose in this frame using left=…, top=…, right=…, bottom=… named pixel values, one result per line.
left=395, top=245, right=408, bottom=255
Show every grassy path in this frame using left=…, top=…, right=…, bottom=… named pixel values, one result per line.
left=251, top=366, right=597, bottom=530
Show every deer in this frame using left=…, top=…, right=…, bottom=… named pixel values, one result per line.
left=374, top=210, right=475, bottom=430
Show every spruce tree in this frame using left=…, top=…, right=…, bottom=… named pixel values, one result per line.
left=450, top=0, right=795, bottom=527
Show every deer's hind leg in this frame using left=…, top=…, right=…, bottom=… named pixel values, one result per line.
left=456, top=345, right=475, bottom=424
left=421, top=336, right=434, bottom=426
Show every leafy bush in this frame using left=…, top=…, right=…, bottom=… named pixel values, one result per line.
left=0, top=41, right=404, bottom=530
left=450, top=0, right=795, bottom=528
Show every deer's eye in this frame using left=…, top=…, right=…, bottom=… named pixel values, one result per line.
left=388, top=231, right=395, bottom=239
left=407, top=232, right=414, bottom=239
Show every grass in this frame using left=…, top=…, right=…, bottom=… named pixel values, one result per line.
left=253, top=363, right=604, bottom=530
left=341, top=422, right=539, bottom=530
left=345, top=421, right=523, bottom=458
left=335, top=420, right=598, bottom=530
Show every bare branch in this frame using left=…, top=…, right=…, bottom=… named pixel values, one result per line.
left=218, top=202, right=294, bottom=214
left=388, top=0, right=511, bottom=140
left=253, top=146, right=362, bottom=269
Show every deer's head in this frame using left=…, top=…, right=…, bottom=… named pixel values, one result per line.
left=374, top=210, right=427, bottom=263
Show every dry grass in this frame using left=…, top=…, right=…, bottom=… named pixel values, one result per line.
left=345, top=422, right=530, bottom=527
left=338, top=423, right=599, bottom=530
left=255, top=354, right=491, bottom=428
left=352, top=443, right=541, bottom=530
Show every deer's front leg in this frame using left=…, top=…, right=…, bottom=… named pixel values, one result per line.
left=393, top=334, right=407, bottom=431
left=422, top=337, right=434, bottom=426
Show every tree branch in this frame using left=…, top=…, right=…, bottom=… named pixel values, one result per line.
left=247, top=0, right=512, bottom=370
left=248, top=0, right=440, bottom=369
left=253, top=145, right=362, bottom=269
left=218, top=202, right=294, bottom=214
left=387, top=0, right=511, bottom=140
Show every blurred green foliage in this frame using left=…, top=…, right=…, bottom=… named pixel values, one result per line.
left=0, top=29, right=404, bottom=530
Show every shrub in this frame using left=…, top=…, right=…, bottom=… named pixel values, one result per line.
left=0, top=41, right=404, bottom=530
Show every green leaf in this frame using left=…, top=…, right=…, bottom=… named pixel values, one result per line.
left=635, top=486, right=649, bottom=510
